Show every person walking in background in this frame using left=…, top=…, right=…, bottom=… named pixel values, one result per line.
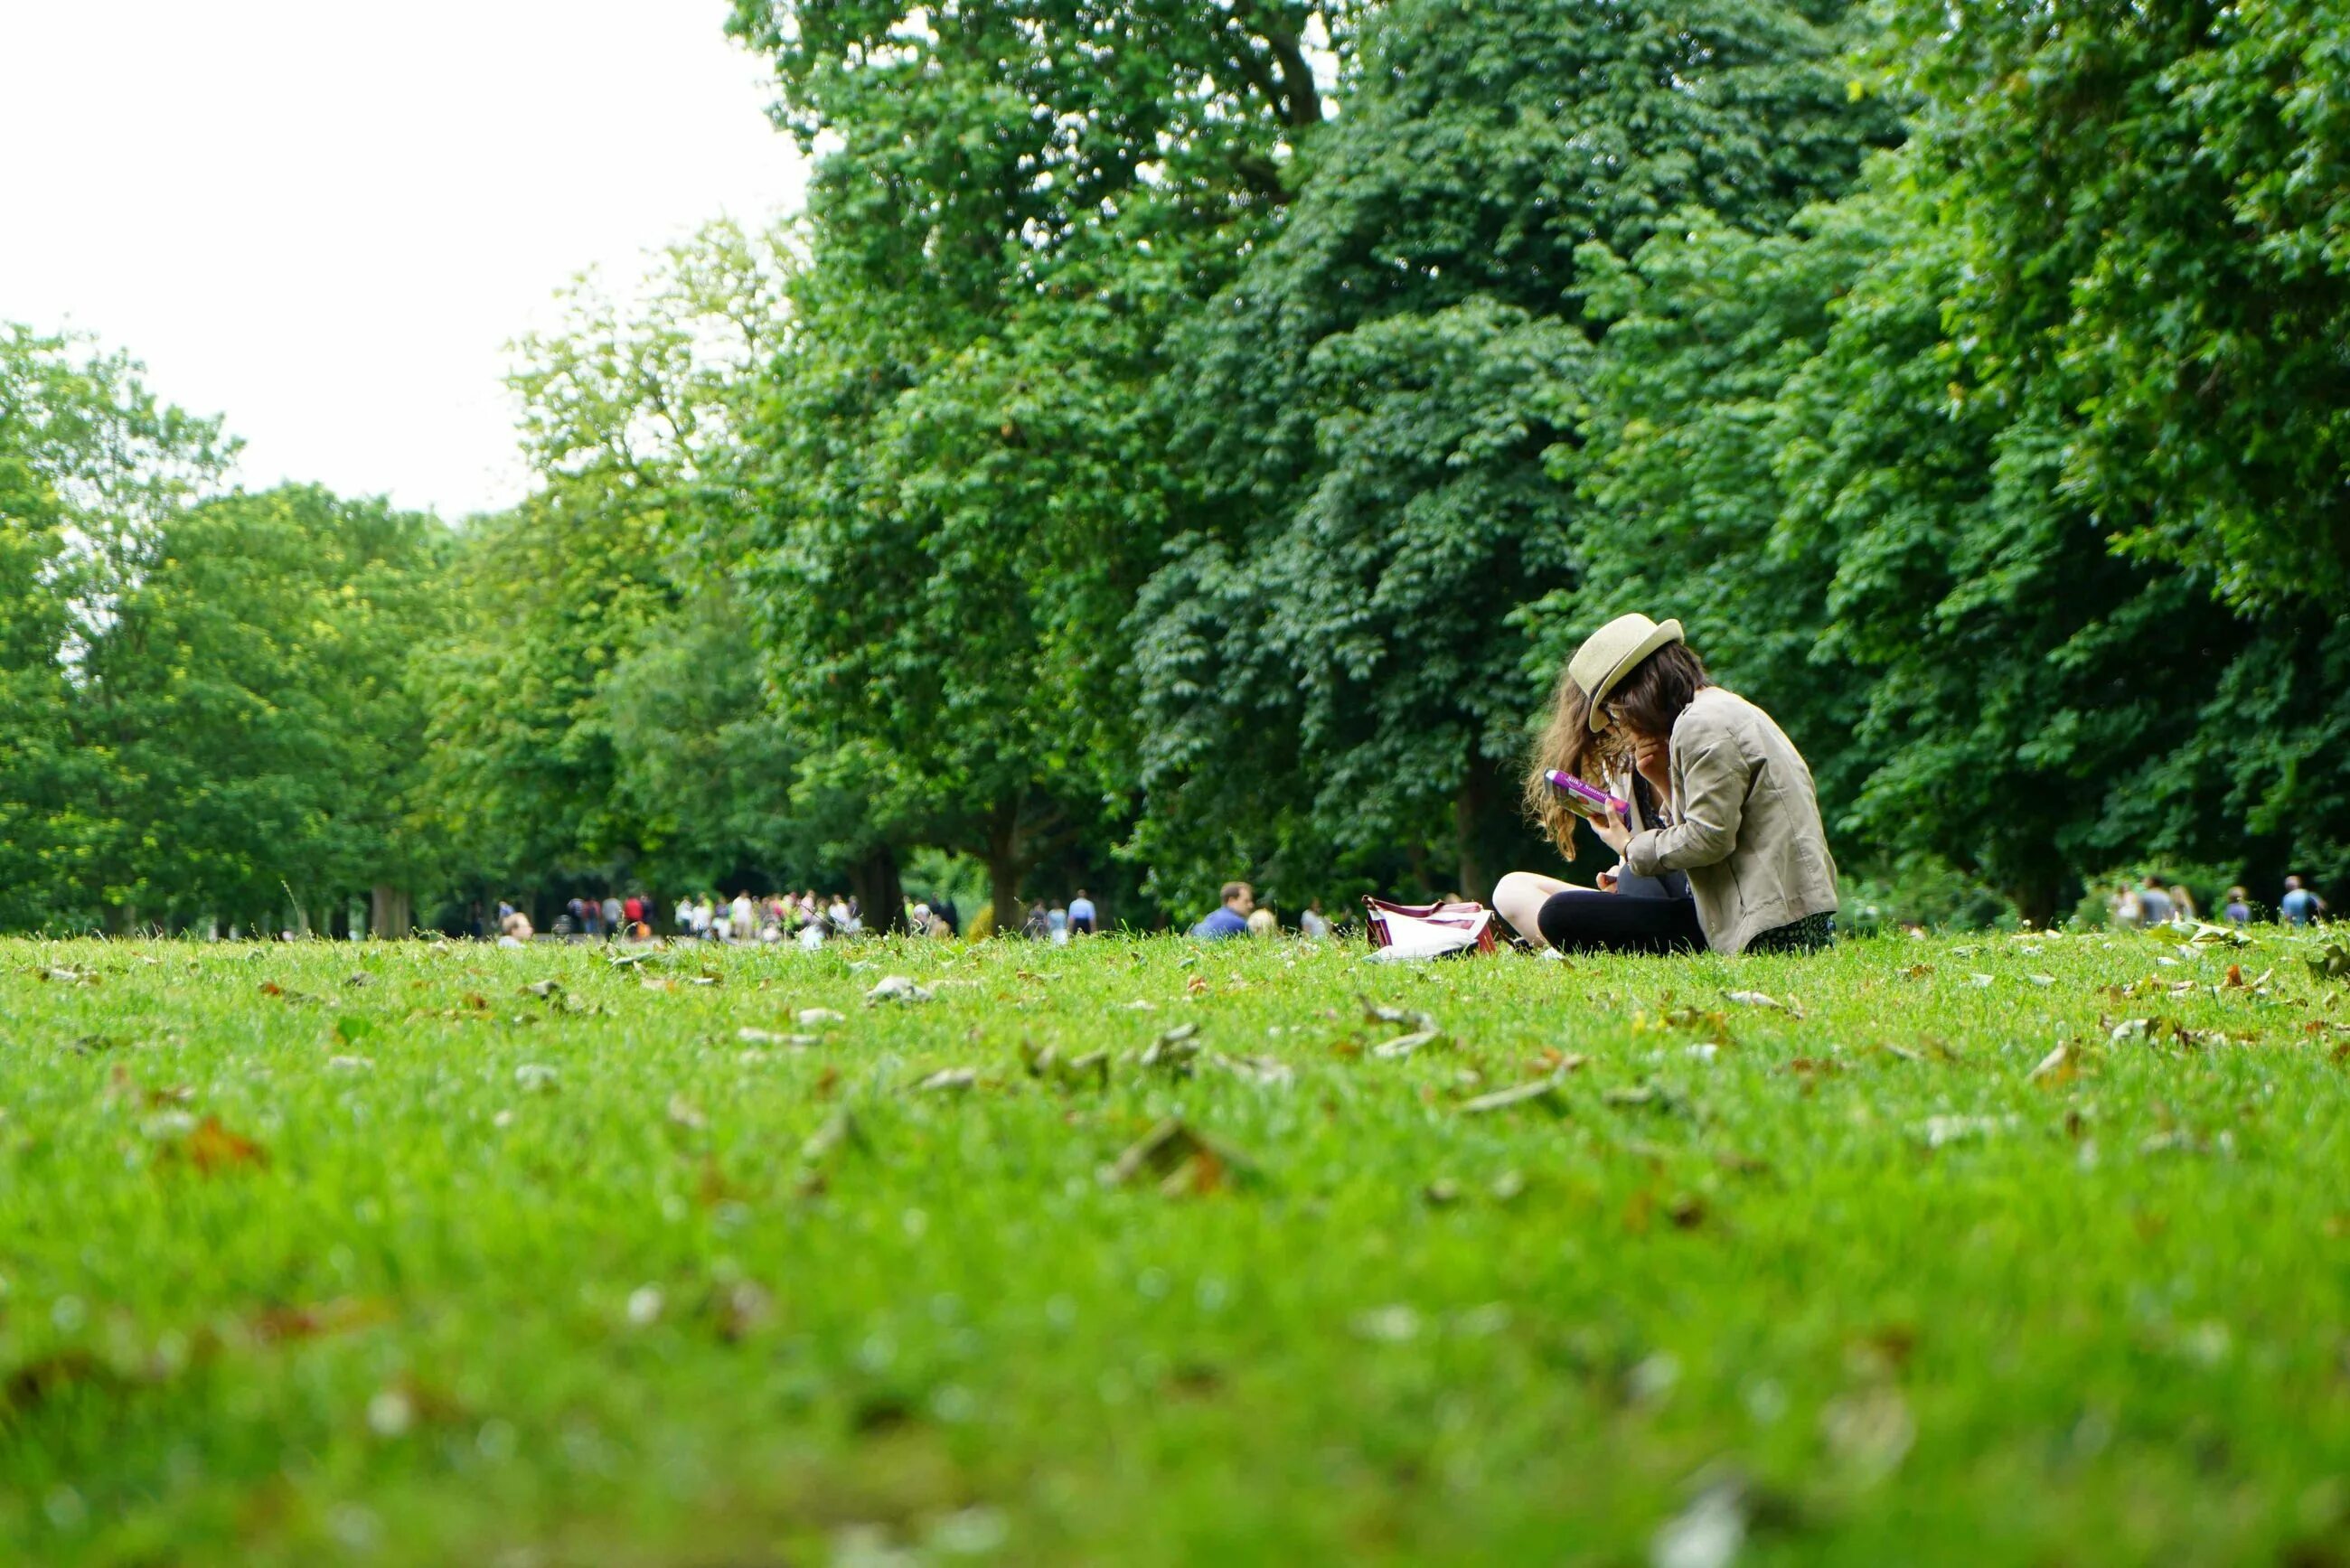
left=1048, top=904, right=1070, bottom=944
left=601, top=894, right=624, bottom=939
left=2112, top=884, right=2143, bottom=929
left=2167, top=883, right=2198, bottom=924
left=2223, top=887, right=2252, bottom=925
left=1246, top=906, right=1278, bottom=939
left=1067, top=889, right=1096, bottom=935
left=1022, top=900, right=1051, bottom=940
left=1299, top=899, right=1330, bottom=940
left=624, top=893, right=644, bottom=934
left=1191, top=882, right=1254, bottom=939
left=2283, top=876, right=2327, bottom=927
left=2136, top=875, right=2176, bottom=928
left=674, top=895, right=695, bottom=938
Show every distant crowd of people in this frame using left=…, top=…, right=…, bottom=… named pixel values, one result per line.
left=471, top=867, right=2325, bottom=951
left=2110, top=872, right=2328, bottom=929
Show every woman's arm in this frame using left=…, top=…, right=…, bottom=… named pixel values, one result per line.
left=1623, top=721, right=1749, bottom=875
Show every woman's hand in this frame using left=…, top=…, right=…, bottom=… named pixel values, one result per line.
left=1633, top=732, right=1672, bottom=799
left=1586, top=805, right=1632, bottom=856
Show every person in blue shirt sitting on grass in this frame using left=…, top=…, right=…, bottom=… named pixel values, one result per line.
left=1191, top=881, right=1254, bottom=939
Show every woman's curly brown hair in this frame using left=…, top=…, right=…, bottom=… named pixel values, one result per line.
left=1522, top=643, right=1710, bottom=857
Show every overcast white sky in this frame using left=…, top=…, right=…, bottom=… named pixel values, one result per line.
left=0, top=1, right=806, bottom=519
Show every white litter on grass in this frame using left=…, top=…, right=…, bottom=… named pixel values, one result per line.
left=737, top=1028, right=818, bottom=1047
left=865, top=975, right=935, bottom=1004
left=625, top=1285, right=663, bottom=1326
left=796, top=1008, right=847, bottom=1027
left=514, top=1063, right=559, bottom=1093
left=1913, top=1113, right=2013, bottom=1148
left=327, top=1056, right=373, bottom=1072
left=1651, top=1479, right=1746, bottom=1568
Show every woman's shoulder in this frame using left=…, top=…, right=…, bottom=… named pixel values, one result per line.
left=1672, top=686, right=1760, bottom=738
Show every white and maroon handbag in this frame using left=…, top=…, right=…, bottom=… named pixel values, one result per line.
left=1362, top=897, right=1498, bottom=960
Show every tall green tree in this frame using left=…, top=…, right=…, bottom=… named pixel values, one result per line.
left=1894, top=0, right=2350, bottom=612
left=727, top=0, right=1358, bottom=921
left=417, top=221, right=800, bottom=909
left=1133, top=0, right=1900, bottom=906
left=0, top=326, right=230, bottom=931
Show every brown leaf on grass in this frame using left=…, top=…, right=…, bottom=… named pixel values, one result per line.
left=1141, top=1024, right=1202, bottom=1075
left=248, top=1298, right=390, bottom=1345
left=158, top=1116, right=268, bottom=1175
left=694, top=1157, right=743, bottom=1208
left=1185, top=974, right=1209, bottom=998
left=1902, top=963, right=1934, bottom=980
left=1659, top=1006, right=1735, bottom=1045
left=2223, top=963, right=2246, bottom=990
left=1781, top=1056, right=1843, bottom=1078
left=1101, top=1117, right=1254, bottom=1197
left=1, top=1349, right=115, bottom=1417
left=258, top=981, right=284, bottom=997
left=2027, top=1044, right=2076, bottom=1087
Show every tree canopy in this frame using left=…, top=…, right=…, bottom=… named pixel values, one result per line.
left=3, top=0, right=2343, bottom=934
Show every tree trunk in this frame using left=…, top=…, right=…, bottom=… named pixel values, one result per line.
left=1454, top=770, right=1492, bottom=906
left=986, top=795, right=1024, bottom=936
left=2010, top=878, right=2062, bottom=930
left=847, top=845, right=908, bottom=935
left=371, top=885, right=413, bottom=939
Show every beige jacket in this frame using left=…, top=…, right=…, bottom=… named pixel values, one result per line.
left=1622, top=686, right=1838, bottom=954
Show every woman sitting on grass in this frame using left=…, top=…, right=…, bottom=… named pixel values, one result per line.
left=1493, top=614, right=1839, bottom=956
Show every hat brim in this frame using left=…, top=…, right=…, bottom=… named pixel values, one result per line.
left=1584, top=619, right=1684, bottom=731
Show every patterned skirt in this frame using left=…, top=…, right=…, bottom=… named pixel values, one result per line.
left=1744, top=911, right=1837, bottom=954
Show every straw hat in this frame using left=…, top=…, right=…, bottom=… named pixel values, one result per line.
left=1567, top=614, right=1684, bottom=731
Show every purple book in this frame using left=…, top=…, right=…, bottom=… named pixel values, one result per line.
left=1546, top=770, right=1630, bottom=822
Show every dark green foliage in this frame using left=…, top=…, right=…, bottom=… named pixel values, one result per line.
left=1132, top=0, right=1899, bottom=905
left=1892, top=0, right=2350, bottom=611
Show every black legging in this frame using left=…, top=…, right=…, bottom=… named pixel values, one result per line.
left=1537, top=886, right=1705, bottom=955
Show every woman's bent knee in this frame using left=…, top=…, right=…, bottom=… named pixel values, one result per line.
left=1492, top=872, right=1556, bottom=944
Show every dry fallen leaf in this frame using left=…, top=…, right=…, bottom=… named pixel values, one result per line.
left=1724, top=990, right=1800, bottom=1018
left=1459, top=1075, right=1570, bottom=1116
left=174, top=1116, right=268, bottom=1175
left=914, top=1067, right=977, bottom=1094
left=1100, top=1117, right=1253, bottom=1196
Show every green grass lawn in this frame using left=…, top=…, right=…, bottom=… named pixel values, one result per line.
left=5, top=926, right=2350, bottom=1566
